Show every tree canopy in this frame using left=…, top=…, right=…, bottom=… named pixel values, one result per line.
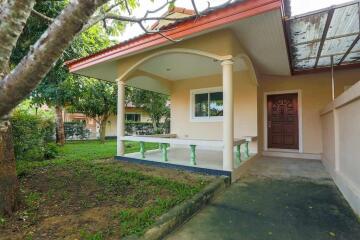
left=128, top=87, right=170, bottom=133
left=68, top=78, right=117, bottom=142
left=0, top=0, right=202, bottom=216
left=11, top=1, right=114, bottom=108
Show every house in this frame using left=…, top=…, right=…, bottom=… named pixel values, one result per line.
left=64, top=104, right=153, bottom=138
left=66, top=0, right=360, bottom=215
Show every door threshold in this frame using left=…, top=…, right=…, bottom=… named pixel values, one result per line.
left=266, top=148, right=299, bottom=153
left=263, top=151, right=322, bottom=160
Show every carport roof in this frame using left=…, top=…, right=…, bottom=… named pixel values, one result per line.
left=285, top=0, right=360, bottom=74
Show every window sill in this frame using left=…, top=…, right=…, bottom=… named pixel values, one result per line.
left=190, top=117, right=223, bottom=122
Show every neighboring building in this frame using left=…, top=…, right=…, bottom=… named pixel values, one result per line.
left=66, top=1, right=360, bottom=216
left=63, top=112, right=98, bottom=139
left=104, top=105, right=154, bottom=137
left=64, top=105, right=152, bottom=138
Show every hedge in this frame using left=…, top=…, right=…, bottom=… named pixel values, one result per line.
left=11, top=110, right=57, bottom=161
left=125, top=121, right=170, bottom=135
left=64, top=121, right=90, bottom=140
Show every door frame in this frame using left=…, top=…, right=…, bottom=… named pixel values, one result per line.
left=263, top=90, right=303, bottom=153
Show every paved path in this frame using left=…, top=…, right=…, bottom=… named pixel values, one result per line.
left=166, top=157, right=360, bottom=240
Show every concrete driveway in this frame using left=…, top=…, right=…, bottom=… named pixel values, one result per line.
left=166, top=157, right=360, bottom=240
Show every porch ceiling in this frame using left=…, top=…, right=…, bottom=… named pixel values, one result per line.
left=229, top=9, right=291, bottom=76
left=137, top=53, right=246, bottom=81
left=124, top=53, right=247, bottom=94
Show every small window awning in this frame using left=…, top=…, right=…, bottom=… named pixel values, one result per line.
left=285, top=1, right=360, bottom=74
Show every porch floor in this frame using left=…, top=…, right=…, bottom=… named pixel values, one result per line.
left=166, top=157, right=360, bottom=240
left=125, top=148, right=223, bottom=170
left=125, top=147, right=250, bottom=170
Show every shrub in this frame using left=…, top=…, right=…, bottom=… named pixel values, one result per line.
left=125, top=121, right=153, bottom=135
left=125, top=121, right=170, bottom=135
left=11, top=109, right=56, bottom=161
left=64, top=121, right=90, bottom=140
left=44, top=142, right=59, bottom=159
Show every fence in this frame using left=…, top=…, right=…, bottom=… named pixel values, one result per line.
left=320, top=80, right=360, bottom=215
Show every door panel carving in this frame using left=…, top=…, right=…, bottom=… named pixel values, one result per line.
left=267, top=93, right=299, bottom=149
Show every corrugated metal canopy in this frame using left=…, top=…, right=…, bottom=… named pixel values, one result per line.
left=286, top=0, right=360, bottom=73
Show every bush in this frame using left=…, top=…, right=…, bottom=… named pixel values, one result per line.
left=64, top=121, right=90, bottom=140
left=44, top=142, right=59, bottom=159
left=125, top=121, right=153, bottom=135
left=125, top=121, right=170, bottom=135
left=11, top=110, right=56, bottom=161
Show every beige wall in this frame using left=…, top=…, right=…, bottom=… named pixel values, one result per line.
left=118, top=29, right=248, bottom=96
left=257, top=68, right=360, bottom=155
left=115, top=28, right=258, bottom=149
left=320, top=80, right=360, bottom=216
left=114, top=26, right=359, bottom=157
left=170, top=70, right=258, bottom=150
left=118, top=29, right=243, bottom=77
left=321, top=112, right=335, bottom=167
left=105, top=108, right=152, bottom=136
left=106, top=114, right=117, bottom=137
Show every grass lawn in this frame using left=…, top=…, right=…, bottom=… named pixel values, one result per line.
left=1, top=140, right=212, bottom=240
left=16, top=140, right=158, bottom=176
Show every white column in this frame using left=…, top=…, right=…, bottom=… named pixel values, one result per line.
left=117, top=80, right=125, bottom=156
left=222, top=59, right=234, bottom=171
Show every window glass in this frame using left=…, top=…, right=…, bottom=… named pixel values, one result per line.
left=125, top=113, right=141, bottom=122
left=209, top=92, right=223, bottom=116
left=195, top=93, right=209, bottom=117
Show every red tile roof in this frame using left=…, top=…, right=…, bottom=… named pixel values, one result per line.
left=150, top=7, right=195, bottom=30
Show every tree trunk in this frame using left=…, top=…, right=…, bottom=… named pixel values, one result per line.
left=152, top=120, right=158, bottom=133
left=99, top=116, right=108, bottom=144
left=0, top=0, right=109, bottom=118
left=0, top=0, right=36, bottom=78
left=0, top=117, right=20, bottom=216
left=55, top=105, right=65, bottom=146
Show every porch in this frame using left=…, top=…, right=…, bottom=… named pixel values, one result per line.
left=119, top=135, right=257, bottom=175
left=114, top=42, right=259, bottom=175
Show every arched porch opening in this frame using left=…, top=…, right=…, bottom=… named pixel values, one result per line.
left=116, top=48, right=258, bottom=173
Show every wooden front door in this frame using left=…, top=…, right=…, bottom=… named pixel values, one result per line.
left=267, top=93, right=299, bottom=150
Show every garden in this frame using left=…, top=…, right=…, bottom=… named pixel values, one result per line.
left=1, top=139, right=212, bottom=239
left=0, top=1, right=213, bottom=239
left=0, top=60, right=196, bottom=239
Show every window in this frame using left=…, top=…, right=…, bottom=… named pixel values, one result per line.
left=191, top=87, right=223, bottom=121
left=125, top=113, right=141, bottom=122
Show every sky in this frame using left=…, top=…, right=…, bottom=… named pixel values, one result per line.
left=119, top=0, right=351, bottom=41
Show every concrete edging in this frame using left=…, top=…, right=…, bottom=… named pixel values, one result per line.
left=124, top=176, right=230, bottom=240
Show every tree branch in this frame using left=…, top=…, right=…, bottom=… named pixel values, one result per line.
left=0, top=0, right=36, bottom=78
left=0, top=0, right=110, bottom=118
left=124, top=0, right=132, bottom=15
left=0, top=0, right=228, bottom=117
left=81, top=1, right=126, bottom=32
left=31, top=9, right=53, bottom=23
left=191, top=0, right=200, bottom=17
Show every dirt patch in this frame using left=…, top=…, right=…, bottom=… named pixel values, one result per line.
left=102, top=159, right=214, bottom=183
left=1, top=160, right=214, bottom=239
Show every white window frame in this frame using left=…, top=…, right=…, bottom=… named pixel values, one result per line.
left=190, top=87, right=223, bottom=122
left=125, top=112, right=142, bottom=122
